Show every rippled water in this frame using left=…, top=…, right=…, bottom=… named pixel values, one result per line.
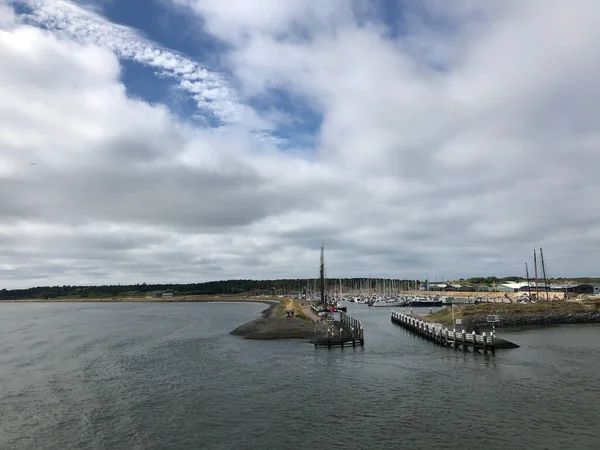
left=1, top=302, right=599, bottom=449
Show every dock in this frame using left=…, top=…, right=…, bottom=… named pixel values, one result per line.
left=391, top=310, right=495, bottom=354
left=313, top=311, right=364, bottom=348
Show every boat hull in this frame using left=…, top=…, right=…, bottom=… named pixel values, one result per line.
left=373, top=302, right=406, bottom=307
left=407, top=301, right=443, bottom=307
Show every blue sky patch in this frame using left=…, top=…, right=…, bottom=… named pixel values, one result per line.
left=249, top=87, right=322, bottom=146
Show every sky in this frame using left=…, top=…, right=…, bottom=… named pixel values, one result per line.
left=1, top=0, right=600, bottom=289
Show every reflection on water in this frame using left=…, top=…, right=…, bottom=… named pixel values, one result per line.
left=1, top=302, right=599, bottom=449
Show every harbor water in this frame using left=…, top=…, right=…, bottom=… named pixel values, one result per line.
left=1, top=302, right=599, bottom=449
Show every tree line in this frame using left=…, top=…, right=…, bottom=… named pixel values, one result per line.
left=3, top=278, right=410, bottom=300
left=1, top=276, right=598, bottom=300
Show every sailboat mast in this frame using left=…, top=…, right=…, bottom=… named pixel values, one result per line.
left=525, top=262, right=532, bottom=299
left=540, top=247, right=549, bottom=301
left=320, top=245, right=325, bottom=307
left=533, top=249, right=539, bottom=299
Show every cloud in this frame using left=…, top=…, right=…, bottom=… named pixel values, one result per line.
left=170, top=0, right=353, bottom=43
left=0, top=2, right=16, bottom=28
left=10, top=0, right=271, bottom=129
left=0, top=8, right=327, bottom=286
left=2, top=0, right=600, bottom=288
left=177, top=1, right=600, bottom=238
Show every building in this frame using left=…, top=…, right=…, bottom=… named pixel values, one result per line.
left=496, top=282, right=551, bottom=293
left=548, top=283, right=600, bottom=294
left=549, top=284, right=576, bottom=293
left=572, top=284, right=600, bottom=295
left=147, top=290, right=174, bottom=298
left=474, top=285, right=491, bottom=292
left=429, top=283, right=486, bottom=292
left=494, top=282, right=522, bottom=292
left=429, top=283, right=449, bottom=291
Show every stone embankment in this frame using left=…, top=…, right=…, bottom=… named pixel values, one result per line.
left=230, top=300, right=326, bottom=340
left=425, top=301, right=600, bottom=332
left=472, top=310, right=600, bottom=327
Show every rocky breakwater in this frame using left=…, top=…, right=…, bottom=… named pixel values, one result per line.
left=231, top=299, right=327, bottom=340
left=470, top=309, right=600, bottom=328
left=425, top=301, right=600, bottom=334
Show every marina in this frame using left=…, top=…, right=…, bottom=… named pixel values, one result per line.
left=3, top=1, right=599, bottom=448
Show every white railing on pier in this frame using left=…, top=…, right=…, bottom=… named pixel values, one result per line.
left=340, top=311, right=364, bottom=340
left=310, top=306, right=364, bottom=342
left=390, top=310, right=494, bottom=347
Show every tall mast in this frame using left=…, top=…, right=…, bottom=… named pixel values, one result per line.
left=525, top=263, right=532, bottom=299
left=533, top=249, right=539, bottom=299
left=320, top=245, right=325, bottom=307
left=540, top=247, right=549, bottom=301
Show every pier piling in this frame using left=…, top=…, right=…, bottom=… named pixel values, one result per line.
left=313, top=311, right=364, bottom=348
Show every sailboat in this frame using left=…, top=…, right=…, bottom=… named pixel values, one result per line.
left=336, top=278, right=347, bottom=312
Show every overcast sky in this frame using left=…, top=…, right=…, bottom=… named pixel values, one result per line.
left=1, top=0, right=599, bottom=288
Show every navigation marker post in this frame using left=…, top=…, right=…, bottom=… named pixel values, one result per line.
left=451, top=303, right=456, bottom=332
left=487, top=311, right=501, bottom=339
left=452, top=303, right=463, bottom=331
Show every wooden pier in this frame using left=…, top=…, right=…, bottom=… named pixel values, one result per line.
left=391, top=311, right=495, bottom=354
left=313, top=311, right=364, bottom=348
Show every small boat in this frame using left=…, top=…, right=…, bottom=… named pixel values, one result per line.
left=372, top=300, right=406, bottom=307
left=408, top=298, right=443, bottom=307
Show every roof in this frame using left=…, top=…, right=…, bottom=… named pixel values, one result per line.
left=500, top=282, right=532, bottom=289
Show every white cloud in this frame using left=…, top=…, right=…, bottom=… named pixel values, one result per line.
left=170, top=0, right=353, bottom=43
left=2, top=0, right=600, bottom=288
left=0, top=10, right=322, bottom=286
left=11, top=0, right=270, bottom=129
left=165, top=0, right=600, bottom=274
left=0, top=2, right=16, bottom=28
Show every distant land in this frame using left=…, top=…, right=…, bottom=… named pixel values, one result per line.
left=2, top=276, right=600, bottom=301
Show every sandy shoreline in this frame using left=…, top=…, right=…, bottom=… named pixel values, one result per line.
left=2, top=295, right=326, bottom=341
left=0, top=296, right=279, bottom=304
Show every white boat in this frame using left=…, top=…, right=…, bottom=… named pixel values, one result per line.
left=372, top=300, right=406, bottom=307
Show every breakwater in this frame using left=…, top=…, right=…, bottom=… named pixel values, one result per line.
left=469, top=310, right=600, bottom=329
left=425, top=301, right=600, bottom=332
left=230, top=302, right=325, bottom=339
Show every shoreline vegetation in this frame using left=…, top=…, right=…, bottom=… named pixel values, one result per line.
left=423, top=300, right=600, bottom=331
left=3, top=275, right=600, bottom=302
left=0, top=295, right=281, bottom=304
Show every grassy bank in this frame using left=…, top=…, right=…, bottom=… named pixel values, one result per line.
left=426, top=301, right=600, bottom=328
left=272, top=298, right=315, bottom=327
left=231, top=298, right=324, bottom=340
